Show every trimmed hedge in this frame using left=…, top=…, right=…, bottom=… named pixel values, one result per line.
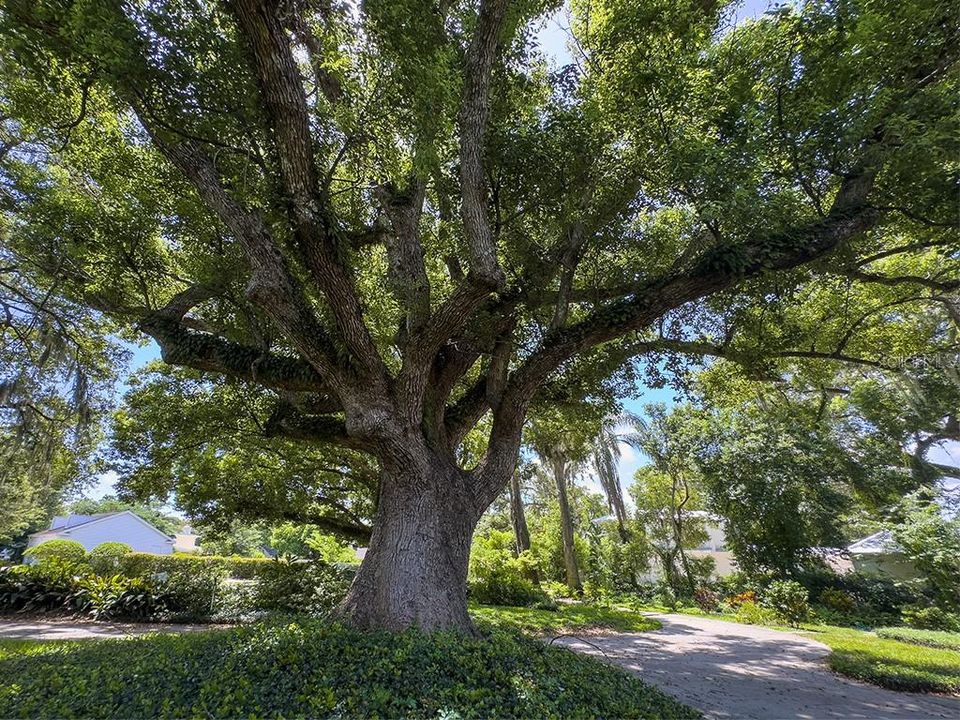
left=118, top=553, right=275, bottom=580
left=88, top=543, right=133, bottom=576
left=23, top=540, right=87, bottom=566
left=0, top=621, right=699, bottom=719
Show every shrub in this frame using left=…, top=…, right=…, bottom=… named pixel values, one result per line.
left=119, top=553, right=228, bottom=619
left=693, top=586, right=720, bottom=613
left=735, top=600, right=776, bottom=625
left=762, top=580, right=809, bottom=626
left=727, top=589, right=756, bottom=608
left=469, top=567, right=552, bottom=608
left=0, top=561, right=90, bottom=614
left=88, top=542, right=133, bottom=576
left=795, top=567, right=918, bottom=625
left=0, top=621, right=698, bottom=719
left=876, top=627, right=960, bottom=651
left=77, top=574, right=168, bottom=621
left=902, top=605, right=960, bottom=632
left=23, top=540, right=87, bottom=566
left=119, top=552, right=276, bottom=581
left=817, top=588, right=856, bottom=613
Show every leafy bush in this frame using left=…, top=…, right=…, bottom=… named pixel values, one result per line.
left=762, top=580, right=809, bottom=626
left=794, top=567, right=919, bottom=626
left=902, top=605, right=960, bottom=632
left=727, top=590, right=757, bottom=608
left=119, top=552, right=273, bottom=580
left=876, top=627, right=960, bottom=651
left=817, top=588, right=856, bottom=613
left=693, top=586, right=720, bottom=613
left=23, top=540, right=87, bottom=566
left=468, top=530, right=550, bottom=609
left=735, top=600, right=776, bottom=625
left=469, top=568, right=552, bottom=608
left=87, top=542, right=133, bottom=576
left=77, top=574, right=168, bottom=621
left=0, top=621, right=698, bottom=718
left=0, top=562, right=90, bottom=614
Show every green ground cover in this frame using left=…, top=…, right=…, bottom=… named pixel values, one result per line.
left=0, top=620, right=696, bottom=719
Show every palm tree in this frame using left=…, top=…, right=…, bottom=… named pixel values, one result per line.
left=590, top=412, right=645, bottom=542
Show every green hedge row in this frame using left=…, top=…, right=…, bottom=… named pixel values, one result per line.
left=2, top=553, right=357, bottom=622
left=118, top=553, right=278, bottom=581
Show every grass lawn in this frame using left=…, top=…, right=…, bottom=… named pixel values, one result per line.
left=0, top=620, right=697, bottom=719
left=799, top=625, right=960, bottom=694
left=875, top=627, right=960, bottom=651
left=470, top=602, right=661, bottom=634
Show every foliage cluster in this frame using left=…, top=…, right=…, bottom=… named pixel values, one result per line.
left=86, top=542, right=133, bottom=576
left=23, top=539, right=87, bottom=566
left=901, top=605, right=960, bottom=633
left=468, top=530, right=552, bottom=608
left=2, top=550, right=352, bottom=622
left=0, top=622, right=698, bottom=719
left=760, top=580, right=810, bottom=626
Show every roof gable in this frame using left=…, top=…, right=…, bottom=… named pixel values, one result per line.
left=31, top=511, right=174, bottom=542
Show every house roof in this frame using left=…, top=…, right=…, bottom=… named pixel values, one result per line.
left=49, top=513, right=112, bottom=530
left=29, top=511, right=175, bottom=542
left=847, top=530, right=901, bottom=555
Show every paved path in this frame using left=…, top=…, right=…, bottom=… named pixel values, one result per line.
left=559, top=614, right=960, bottom=719
left=0, top=619, right=218, bottom=641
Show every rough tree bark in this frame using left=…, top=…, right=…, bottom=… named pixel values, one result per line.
left=334, top=448, right=482, bottom=632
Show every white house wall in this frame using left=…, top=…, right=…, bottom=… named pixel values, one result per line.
left=52, top=514, right=174, bottom=554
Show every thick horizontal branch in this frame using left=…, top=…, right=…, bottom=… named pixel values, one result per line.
left=139, top=315, right=329, bottom=393
left=263, top=402, right=368, bottom=451
left=636, top=338, right=901, bottom=373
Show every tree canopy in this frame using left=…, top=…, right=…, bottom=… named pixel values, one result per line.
left=1, top=0, right=956, bottom=630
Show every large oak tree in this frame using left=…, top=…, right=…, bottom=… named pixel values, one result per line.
left=0, top=0, right=957, bottom=630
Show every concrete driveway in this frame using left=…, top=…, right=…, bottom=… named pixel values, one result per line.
left=0, top=618, right=217, bottom=641
left=559, top=613, right=960, bottom=719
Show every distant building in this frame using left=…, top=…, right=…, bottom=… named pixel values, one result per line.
left=27, top=511, right=176, bottom=555
left=173, top=524, right=201, bottom=554
left=846, top=530, right=917, bottom=579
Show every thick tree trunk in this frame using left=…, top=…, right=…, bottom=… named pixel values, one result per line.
left=335, top=454, right=482, bottom=633
left=552, top=459, right=582, bottom=593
